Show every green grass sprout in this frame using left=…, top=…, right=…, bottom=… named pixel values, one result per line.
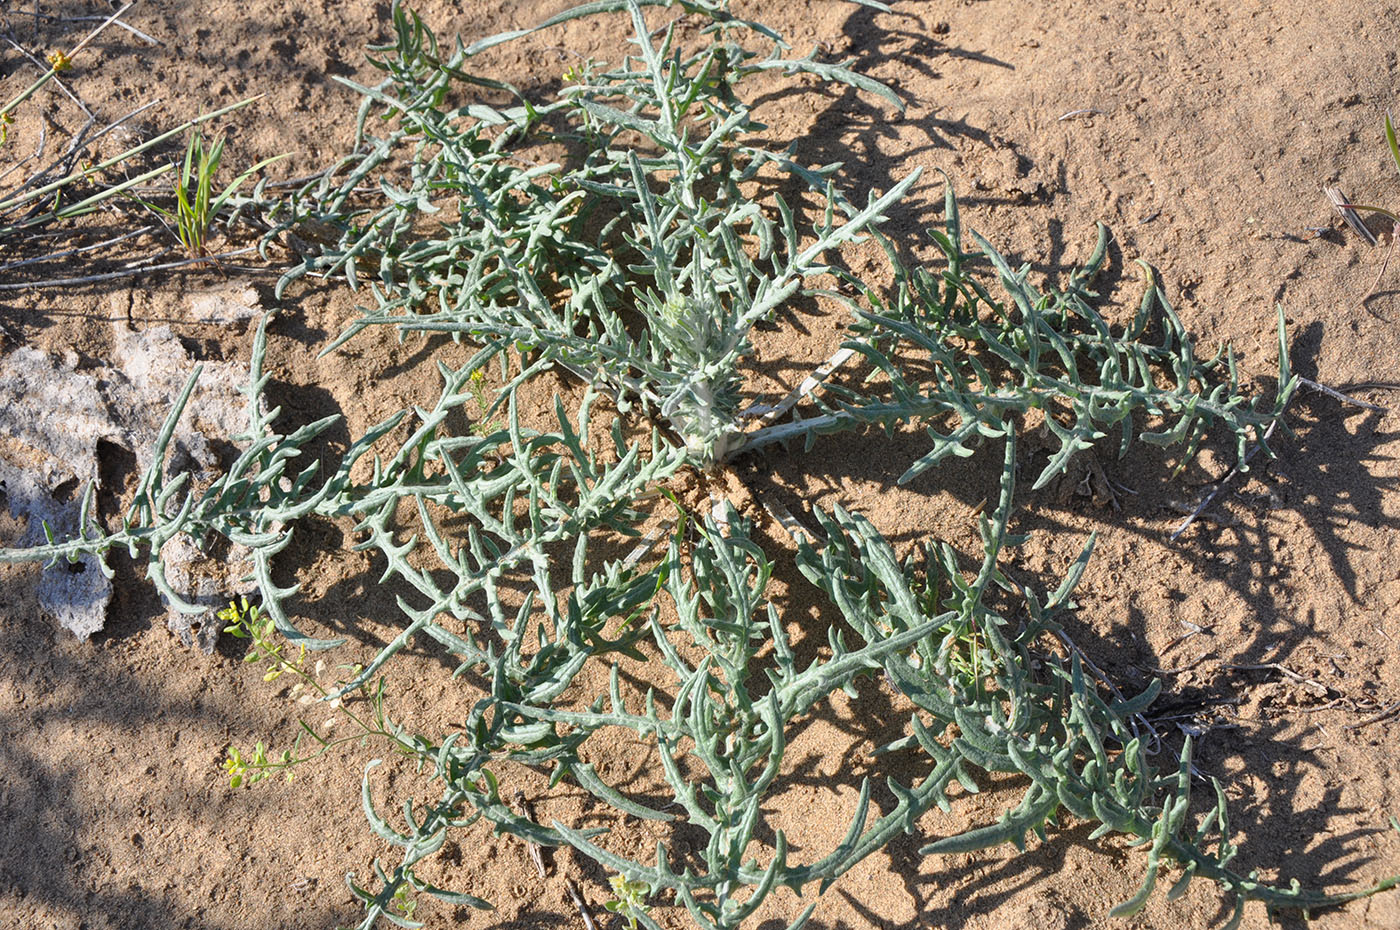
left=141, top=130, right=287, bottom=258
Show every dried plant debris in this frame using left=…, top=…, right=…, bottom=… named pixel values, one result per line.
left=0, top=295, right=261, bottom=648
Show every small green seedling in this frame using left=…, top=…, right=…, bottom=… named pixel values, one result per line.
left=143, top=130, right=286, bottom=258
left=218, top=598, right=414, bottom=789
left=604, top=874, right=652, bottom=930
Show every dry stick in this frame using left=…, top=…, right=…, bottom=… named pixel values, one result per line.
left=64, top=98, right=161, bottom=158
left=1344, top=699, right=1400, bottom=731
left=61, top=14, right=161, bottom=46
left=1346, top=380, right=1400, bottom=393
left=44, top=98, right=163, bottom=177
left=1144, top=650, right=1214, bottom=676
left=754, top=487, right=812, bottom=544
left=56, top=2, right=134, bottom=58
left=742, top=344, right=855, bottom=429
left=708, top=492, right=731, bottom=534
left=622, top=518, right=674, bottom=569
left=0, top=246, right=257, bottom=289
left=1297, top=376, right=1389, bottom=412
left=1158, top=620, right=1207, bottom=656
left=3, top=8, right=158, bottom=44
left=37, top=112, right=98, bottom=184
left=189, top=264, right=281, bottom=276
left=511, top=791, right=548, bottom=878
left=1224, top=662, right=1330, bottom=698
left=1293, top=698, right=1351, bottom=714
left=0, top=223, right=156, bottom=272
left=1170, top=418, right=1277, bottom=542
left=564, top=879, right=599, bottom=930
left=1324, top=186, right=1378, bottom=246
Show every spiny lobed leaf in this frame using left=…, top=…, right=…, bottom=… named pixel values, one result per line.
left=3, top=2, right=1393, bottom=929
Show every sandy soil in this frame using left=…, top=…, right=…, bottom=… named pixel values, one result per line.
left=2, top=1, right=1400, bottom=929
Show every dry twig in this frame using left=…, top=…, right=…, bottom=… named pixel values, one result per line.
left=0, top=246, right=257, bottom=288
left=565, top=879, right=599, bottom=930
left=1343, top=699, right=1400, bottom=731
left=741, top=344, right=855, bottom=429
left=512, top=791, right=548, bottom=879
left=1324, top=185, right=1378, bottom=245
left=1297, top=377, right=1389, bottom=411
left=1159, top=620, right=1208, bottom=656
left=1170, top=419, right=1277, bottom=542
left=1224, top=662, right=1330, bottom=698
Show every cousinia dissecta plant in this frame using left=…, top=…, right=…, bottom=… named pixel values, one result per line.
left=261, top=0, right=913, bottom=464
left=3, top=1, right=1397, bottom=928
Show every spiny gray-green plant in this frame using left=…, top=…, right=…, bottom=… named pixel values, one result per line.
left=4, top=1, right=1396, bottom=929
left=262, top=0, right=912, bottom=463
left=738, top=183, right=1291, bottom=485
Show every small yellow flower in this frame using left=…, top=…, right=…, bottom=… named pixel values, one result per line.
left=46, top=50, right=73, bottom=72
